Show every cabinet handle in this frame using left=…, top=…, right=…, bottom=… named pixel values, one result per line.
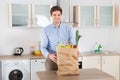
left=98, top=59, right=99, bottom=64
left=103, top=58, right=105, bottom=64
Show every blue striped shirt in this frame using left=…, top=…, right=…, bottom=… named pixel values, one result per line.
left=40, top=23, right=75, bottom=58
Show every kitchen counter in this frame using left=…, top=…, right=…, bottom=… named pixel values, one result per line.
left=36, top=68, right=116, bottom=80
left=0, top=52, right=120, bottom=60
left=0, top=54, right=45, bottom=60
left=0, top=52, right=119, bottom=60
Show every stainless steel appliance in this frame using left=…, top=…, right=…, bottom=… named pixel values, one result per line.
left=78, top=57, right=82, bottom=69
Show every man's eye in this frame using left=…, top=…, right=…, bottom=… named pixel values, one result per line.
left=53, top=14, right=56, bottom=16
left=58, top=14, right=61, bottom=16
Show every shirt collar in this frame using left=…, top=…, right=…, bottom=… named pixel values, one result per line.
left=52, top=22, right=62, bottom=28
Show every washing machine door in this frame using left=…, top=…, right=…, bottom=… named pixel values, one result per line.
left=2, top=60, right=30, bottom=80
left=9, top=69, right=23, bottom=80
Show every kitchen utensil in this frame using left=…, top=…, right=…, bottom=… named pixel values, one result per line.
left=14, top=47, right=24, bottom=56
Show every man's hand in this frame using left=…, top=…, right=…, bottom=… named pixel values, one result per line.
left=48, top=54, right=57, bottom=63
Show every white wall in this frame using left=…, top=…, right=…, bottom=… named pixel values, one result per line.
left=0, top=0, right=120, bottom=55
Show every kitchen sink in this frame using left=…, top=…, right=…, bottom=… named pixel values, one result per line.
left=94, top=51, right=120, bottom=55
left=81, top=51, right=119, bottom=54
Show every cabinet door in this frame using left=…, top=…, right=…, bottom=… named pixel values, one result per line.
left=102, top=56, right=119, bottom=80
left=9, top=3, right=52, bottom=28
left=82, top=56, right=101, bottom=69
left=9, top=3, right=31, bottom=27
left=30, top=59, right=45, bottom=80
left=73, top=5, right=114, bottom=27
left=80, top=6, right=95, bottom=27
left=73, top=6, right=96, bottom=27
left=59, top=0, right=70, bottom=23
left=32, top=4, right=51, bottom=27
left=97, top=6, right=114, bottom=27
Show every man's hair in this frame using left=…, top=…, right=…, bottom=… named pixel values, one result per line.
left=50, top=6, right=62, bottom=15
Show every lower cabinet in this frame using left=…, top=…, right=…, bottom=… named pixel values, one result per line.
left=30, top=58, right=45, bottom=80
left=82, top=55, right=119, bottom=80
left=102, top=56, right=119, bottom=80
left=82, top=56, right=101, bottom=69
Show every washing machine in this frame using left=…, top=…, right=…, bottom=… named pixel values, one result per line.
left=1, top=59, right=30, bottom=80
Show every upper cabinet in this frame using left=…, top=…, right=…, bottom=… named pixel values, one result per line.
left=73, top=5, right=115, bottom=28
left=9, top=3, right=51, bottom=27
left=58, top=0, right=71, bottom=23
left=31, top=4, right=51, bottom=27
left=97, top=6, right=114, bottom=27
left=9, top=4, right=30, bottom=27
left=79, top=6, right=95, bottom=27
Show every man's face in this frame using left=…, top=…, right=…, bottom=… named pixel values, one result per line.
left=51, top=10, right=62, bottom=24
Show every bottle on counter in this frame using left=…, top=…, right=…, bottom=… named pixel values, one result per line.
left=92, top=42, right=102, bottom=53
left=97, top=44, right=102, bottom=53
left=30, top=45, right=36, bottom=54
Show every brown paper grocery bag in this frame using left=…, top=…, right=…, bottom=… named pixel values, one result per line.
left=56, top=47, right=79, bottom=76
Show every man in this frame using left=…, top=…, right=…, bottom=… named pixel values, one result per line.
left=41, top=6, right=75, bottom=71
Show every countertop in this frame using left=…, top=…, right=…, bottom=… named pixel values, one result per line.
left=36, top=68, right=116, bottom=80
left=0, top=52, right=120, bottom=60
left=0, top=54, right=45, bottom=60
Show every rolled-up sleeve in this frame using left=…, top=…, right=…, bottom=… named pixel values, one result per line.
left=40, top=29, right=49, bottom=58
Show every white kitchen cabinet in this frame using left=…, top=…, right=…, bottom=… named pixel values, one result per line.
left=0, top=61, right=2, bottom=80
left=73, top=5, right=115, bottom=27
left=9, top=4, right=31, bottom=27
left=82, top=55, right=119, bottom=80
left=79, top=6, right=95, bottom=27
left=82, top=56, right=101, bottom=69
left=97, top=6, right=115, bottom=27
left=58, top=0, right=71, bottom=23
left=31, top=4, right=51, bottom=27
left=102, top=56, right=119, bottom=80
left=9, top=3, right=52, bottom=27
left=30, top=58, right=45, bottom=80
